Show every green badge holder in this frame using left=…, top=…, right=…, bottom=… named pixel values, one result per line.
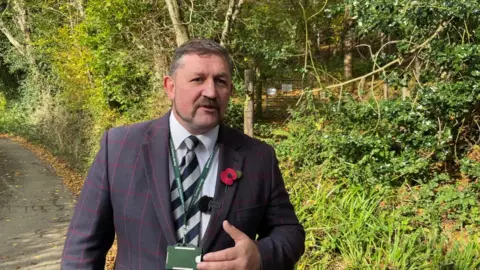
left=165, top=244, right=203, bottom=270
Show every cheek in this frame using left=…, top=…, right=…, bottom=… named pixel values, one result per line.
left=219, top=91, right=231, bottom=104
left=176, top=89, right=198, bottom=107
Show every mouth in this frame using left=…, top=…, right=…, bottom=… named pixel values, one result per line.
left=198, top=106, right=218, bottom=113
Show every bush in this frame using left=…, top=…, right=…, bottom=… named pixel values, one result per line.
left=269, top=85, right=480, bottom=268
left=272, top=81, right=480, bottom=187
left=0, top=92, right=6, bottom=112
left=223, top=99, right=244, bottom=131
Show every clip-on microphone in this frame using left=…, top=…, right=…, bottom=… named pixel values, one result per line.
left=198, top=196, right=221, bottom=213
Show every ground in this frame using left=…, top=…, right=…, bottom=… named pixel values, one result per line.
left=0, top=138, right=76, bottom=269
left=0, top=135, right=117, bottom=269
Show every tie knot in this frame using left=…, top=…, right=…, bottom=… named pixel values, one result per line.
left=184, top=135, right=200, bottom=151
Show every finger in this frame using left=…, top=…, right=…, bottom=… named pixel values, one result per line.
left=197, top=260, right=235, bottom=270
left=202, top=246, right=238, bottom=262
left=222, top=220, right=248, bottom=242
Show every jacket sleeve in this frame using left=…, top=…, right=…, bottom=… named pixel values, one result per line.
left=255, top=146, right=305, bottom=270
left=61, top=131, right=115, bottom=270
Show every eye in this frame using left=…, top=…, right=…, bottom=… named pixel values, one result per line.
left=215, top=78, right=227, bottom=85
left=191, top=77, right=203, bottom=82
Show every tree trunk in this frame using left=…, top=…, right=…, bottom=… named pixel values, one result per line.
left=152, top=0, right=168, bottom=82
left=72, top=0, right=85, bottom=18
left=316, top=26, right=322, bottom=58
left=380, top=33, right=389, bottom=99
left=383, top=81, right=389, bottom=99
left=12, top=0, right=36, bottom=68
left=343, top=39, right=352, bottom=80
left=164, top=0, right=189, bottom=46
left=220, top=0, right=235, bottom=47
left=220, top=0, right=245, bottom=46
left=0, top=19, right=25, bottom=56
left=244, top=69, right=254, bottom=137
left=230, top=0, right=244, bottom=25
left=153, top=44, right=168, bottom=85
left=255, top=66, right=262, bottom=119
left=343, top=5, right=353, bottom=81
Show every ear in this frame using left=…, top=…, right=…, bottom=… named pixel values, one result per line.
left=163, top=75, right=175, bottom=101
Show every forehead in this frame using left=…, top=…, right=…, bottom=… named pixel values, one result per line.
left=176, top=53, right=231, bottom=77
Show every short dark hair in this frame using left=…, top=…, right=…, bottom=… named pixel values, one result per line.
left=169, top=38, right=233, bottom=76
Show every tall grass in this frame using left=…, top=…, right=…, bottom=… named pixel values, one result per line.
left=288, top=169, right=480, bottom=269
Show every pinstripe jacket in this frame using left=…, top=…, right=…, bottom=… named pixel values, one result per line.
left=61, top=112, right=305, bottom=270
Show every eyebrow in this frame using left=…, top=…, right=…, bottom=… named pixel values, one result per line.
left=192, top=72, right=230, bottom=78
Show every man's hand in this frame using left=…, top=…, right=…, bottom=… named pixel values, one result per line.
left=197, top=220, right=261, bottom=270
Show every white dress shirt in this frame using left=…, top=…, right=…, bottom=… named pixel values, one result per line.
left=168, top=112, right=219, bottom=241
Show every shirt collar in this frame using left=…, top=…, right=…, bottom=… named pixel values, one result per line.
left=169, top=112, right=219, bottom=154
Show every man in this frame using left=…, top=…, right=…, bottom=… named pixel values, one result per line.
left=61, top=39, right=305, bottom=270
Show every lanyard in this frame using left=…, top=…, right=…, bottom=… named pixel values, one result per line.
left=169, top=136, right=218, bottom=243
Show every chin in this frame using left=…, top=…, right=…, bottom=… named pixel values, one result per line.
left=196, top=121, right=218, bottom=130
left=192, top=118, right=220, bottom=133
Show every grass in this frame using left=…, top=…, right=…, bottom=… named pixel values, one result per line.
left=289, top=170, right=480, bottom=269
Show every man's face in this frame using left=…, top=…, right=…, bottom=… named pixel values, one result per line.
left=164, top=53, right=233, bottom=134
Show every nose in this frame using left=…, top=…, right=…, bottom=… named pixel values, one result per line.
left=202, top=78, right=217, bottom=99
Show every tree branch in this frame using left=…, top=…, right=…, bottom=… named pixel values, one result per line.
left=320, top=58, right=402, bottom=91
left=0, top=19, right=25, bottom=56
left=408, top=20, right=450, bottom=54
left=220, top=0, right=244, bottom=47
left=308, top=20, right=450, bottom=93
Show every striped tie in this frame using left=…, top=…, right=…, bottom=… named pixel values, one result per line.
left=171, top=135, right=202, bottom=246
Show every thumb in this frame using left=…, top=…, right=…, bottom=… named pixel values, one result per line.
left=223, top=220, right=248, bottom=243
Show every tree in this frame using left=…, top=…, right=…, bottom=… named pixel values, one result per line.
left=164, top=0, right=189, bottom=46
left=342, top=3, right=353, bottom=81
left=0, top=0, right=38, bottom=77
left=220, top=0, right=244, bottom=46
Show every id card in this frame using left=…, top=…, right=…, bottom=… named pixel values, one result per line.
left=165, top=244, right=203, bottom=270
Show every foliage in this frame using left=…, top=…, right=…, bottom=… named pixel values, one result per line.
left=0, top=102, right=35, bottom=138
left=0, top=92, right=6, bottom=111
left=286, top=167, right=480, bottom=269
left=1, top=0, right=480, bottom=268
left=81, top=0, right=156, bottom=113
left=274, top=1, right=480, bottom=265
left=223, top=99, right=244, bottom=131
left=231, top=1, right=300, bottom=76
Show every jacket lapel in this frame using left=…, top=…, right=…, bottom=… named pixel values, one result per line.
left=200, top=126, right=245, bottom=252
left=142, top=113, right=177, bottom=245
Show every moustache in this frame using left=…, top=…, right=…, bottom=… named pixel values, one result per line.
left=194, top=98, right=220, bottom=110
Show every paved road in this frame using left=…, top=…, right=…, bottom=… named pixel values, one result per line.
left=0, top=138, right=76, bottom=269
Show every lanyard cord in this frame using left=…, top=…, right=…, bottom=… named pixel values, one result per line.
left=169, top=136, right=218, bottom=243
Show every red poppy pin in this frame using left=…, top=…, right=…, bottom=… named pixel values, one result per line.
left=220, top=168, right=242, bottom=186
